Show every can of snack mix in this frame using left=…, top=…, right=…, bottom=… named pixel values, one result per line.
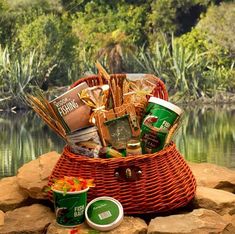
left=140, top=97, right=183, bottom=153
left=53, top=188, right=89, bottom=227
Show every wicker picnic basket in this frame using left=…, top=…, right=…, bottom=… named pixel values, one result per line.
left=48, top=74, right=196, bottom=214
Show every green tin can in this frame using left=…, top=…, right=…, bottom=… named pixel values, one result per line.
left=53, top=187, right=89, bottom=227
left=140, top=97, right=183, bottom=153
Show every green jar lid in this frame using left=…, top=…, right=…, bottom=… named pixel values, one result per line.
left=85, top=196, right=124, bottom=231
left=148, top=97, right=183, bottom=116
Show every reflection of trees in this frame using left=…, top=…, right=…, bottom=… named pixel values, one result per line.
left=175, top=104, right=235, bottom=169
left=0, top=111, right=64, bottom=178
left=1, top=105, right=234, bottom=177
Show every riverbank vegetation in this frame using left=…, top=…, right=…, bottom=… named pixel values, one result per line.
left=0, top=0, right=234, bottom=109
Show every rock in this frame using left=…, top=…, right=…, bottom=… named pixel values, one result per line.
left=195, top=186, right=235, bottom=215
left=0, top=176, right=28, bottom=212
left=0, top=204, right=54, bottom=234
left=147, top=208, right=231, bottom=234
left=17, top=151, right=60, bottom=199
left=222, top=214, right=235, bottom=225
left=47, top=216, right=147, bottom=234
left=102, top=216, right=147, bottom=234
left=46, top=221, right=91, bottom=234
left=189, top=162, right=235, bottom=193
left=0, top=210, right=4, bottom=226
left=222, top=215, right=235, bottom=233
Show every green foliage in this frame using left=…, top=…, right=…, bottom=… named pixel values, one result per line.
left=0, top=0, right=234, bottom=106
left=133, top=35, right=208, bottom=99
left=72, top=1, right=148, bottom=51
left=197, top=2, right=235, bottom=57
left=17, top=13, right=78, bottom=86
left=146, top=0, right=221, bottom=42
left=0, top=47, right=46, bottom=97
left=0, top=0, right=62, bottom=46
left=132, top=33, right=234, bottom=100
left=176, top=28, right=231, bottom=68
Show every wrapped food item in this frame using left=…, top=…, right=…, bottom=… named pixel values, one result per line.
left=99, top=147, right=124, bottom=158
left=95, top=61, right=124, bottom=108
left=123, top=74, right=156, bottom=105
left=123, top=74, right=157, bottom=122
left=66, top=126, right=102, bottom=157
left=79, top=84, right=109, bottom=125
left=51, top=176, right=95, bottom=192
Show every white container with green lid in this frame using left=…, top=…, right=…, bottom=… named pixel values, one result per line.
left=85, top=196, right=124, bottom=231
left=140, top=97, right=183, bottom=153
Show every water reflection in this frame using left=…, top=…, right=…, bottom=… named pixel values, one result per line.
left=0, top=111, right=64, bottom=178
left=0, top=104, right=234, bottom=178
left=175, top=104, right=235, bottom=169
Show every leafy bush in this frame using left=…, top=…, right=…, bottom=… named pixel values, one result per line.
left=146, top=0, right=217, bottom=42
left=131, top=32, right=234, bottom=100
left=0, top=0, right=62, bottom=46
left=0, top=0, right=234, bottom=104
left=196, top=2, right=235, bottom=58
left=0, top=46, right=48, bottom=109
left=17, top=14, right=78, bottom=87
left=71, top=1, right=148, bottom=53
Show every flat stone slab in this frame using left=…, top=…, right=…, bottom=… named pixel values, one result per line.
left=147, top=208, right=232, bottom=234
left=195, top=186, right=235, bottom=215
left=0, top=176, right=28, bottom=212
left=17, top=151, right=60, bottom=199
left=189, top=162, right=235, bottom=193
left=0, top=204, right=55, bottom=234
left=47, top=216, right=147, bottom=234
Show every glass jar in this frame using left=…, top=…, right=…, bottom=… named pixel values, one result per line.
left=126, top=139, right=142, bottom=156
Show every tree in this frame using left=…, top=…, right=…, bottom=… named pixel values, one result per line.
left=0, top=0, right=62, bottom=46
left=97, top=30, right=136, bottom=73
left=197, top=2, right=235, bottom=58
left=17, top=14, right=78, bottom=87
left=146, top=0, right=221, bottom=42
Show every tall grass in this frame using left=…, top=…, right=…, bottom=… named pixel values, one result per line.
left=0, top=46, right=58, bottom=108
left=0, top=47, right=42, bottom=95
left=129, top=35, right=234, bottom=101
left=1, top=35, right=234, bottom=108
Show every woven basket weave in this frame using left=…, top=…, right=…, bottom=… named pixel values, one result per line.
left=47, top=74, right=196, bottom=214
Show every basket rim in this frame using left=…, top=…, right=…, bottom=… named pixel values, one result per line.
left=63, top=142, right=176, bottom=163
left=70, top=73, right=164, bottom=87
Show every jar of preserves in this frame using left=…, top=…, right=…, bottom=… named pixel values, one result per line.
left=126, top=139, right=142, bottom=156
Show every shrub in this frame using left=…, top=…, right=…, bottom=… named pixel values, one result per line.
left=196, top=2, right=235, bottom=58
left=17, top=14, right=78, bottom=87
left=0, top=0, right=62, bottom=46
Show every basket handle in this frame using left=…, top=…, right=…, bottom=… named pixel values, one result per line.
left=114, top=165, right=142, bottom=182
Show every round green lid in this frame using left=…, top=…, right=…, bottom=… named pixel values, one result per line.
left=148, top=97, right=183, bottom=116
left=85, top=196, right=124, bottom=231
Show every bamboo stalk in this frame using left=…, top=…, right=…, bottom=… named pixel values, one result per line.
left=31, top=105, right=66, bottom=140
left=95, top=61, right=117, bottom=107
left=26, top=93, right=66, bottom=140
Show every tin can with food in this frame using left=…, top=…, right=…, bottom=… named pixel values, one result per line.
left=140, top=97, right=183, bottom=153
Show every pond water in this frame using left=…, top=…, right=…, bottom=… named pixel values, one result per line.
left=0, top=104, right=234, bottom=178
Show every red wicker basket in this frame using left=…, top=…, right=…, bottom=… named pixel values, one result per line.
left=48, top=74, right=196, bottom=214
